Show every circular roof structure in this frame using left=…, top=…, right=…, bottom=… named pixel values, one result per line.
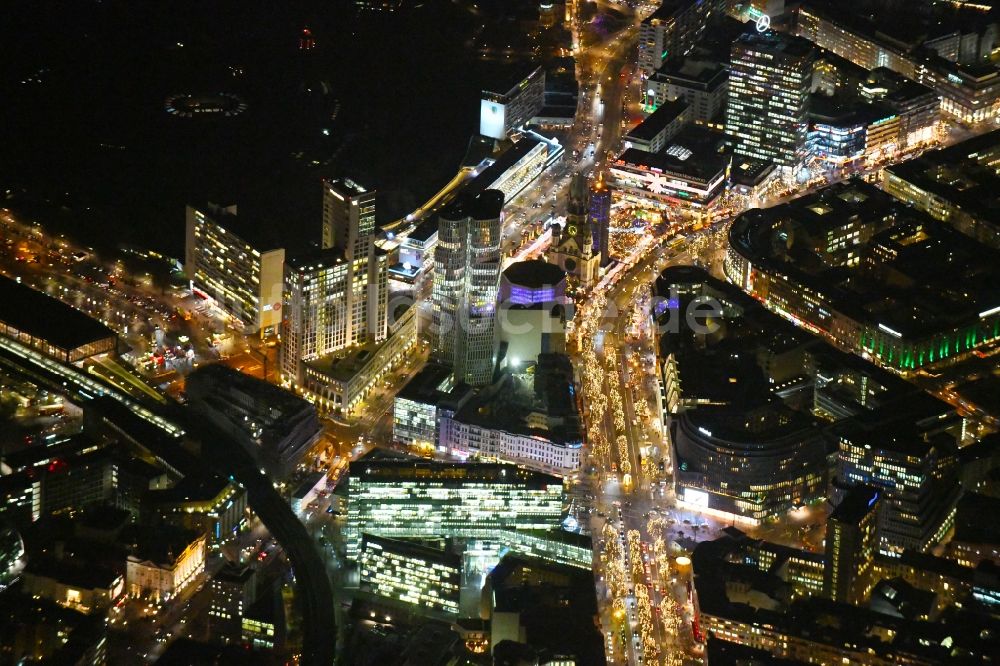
left=164, top=92, right=248, bottom=118
left=502, top=258, right=566, bottom=289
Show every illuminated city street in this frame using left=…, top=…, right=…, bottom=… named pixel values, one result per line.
left=2, top=1, right=1000, bottom=665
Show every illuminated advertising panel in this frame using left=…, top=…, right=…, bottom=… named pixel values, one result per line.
left=683, top=487, right=710, bottom=508
left=480, top=99, right=507, bottom=139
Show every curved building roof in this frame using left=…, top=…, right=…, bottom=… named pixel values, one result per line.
left=502, top=259, right=566, bottom=289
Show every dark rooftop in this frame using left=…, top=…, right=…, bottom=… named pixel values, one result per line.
left=451, top=354, right=582, bottom=446
left=349, top=458, right=563, bottom=488
left=213, top=561, right=256, bottom=585
left=187, top=363, right=314, bottom=420
left=830, top=485, right=880, bottom=525
left=122, top=524, right=203, bottom=567
left=651, top=57, right=728, bottom=88
left=953, top=492, right=1000, bottom=545
left=501, top=258, right=566, bottom=290
left=396, top=363, right=472, bottom=409
left=189, top=202, right=289, bottom=253
left=732, top=30, right=817, bottom=62
left=25, top=557, right=120, bottom=590
left=625, top=99, right=689, bottom=142
left=405, top=215, right=439, bottom=243
left=146, top=472, right=233, bottom=505
left=482, top=64, right=542, bottom=99
left=730, top=156, right=776, bottom=186
left=616, top=125, right=730, bottom=184
left=467, top=138, right=543, bottom=195
left=728, top=179, right=1000, bottom=340
left=285, top=246, right=347, bottom=272
left=361, top=533, right=461, bottom=568
left=0, top=276, right=116, bottom=353
left=885, top=128, right=1000, bottom=235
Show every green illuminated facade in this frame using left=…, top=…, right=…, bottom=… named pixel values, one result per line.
left=725, top=180, right=1000, bottom=372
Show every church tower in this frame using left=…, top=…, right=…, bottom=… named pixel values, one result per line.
left=548, top=173, right=600, bottom=287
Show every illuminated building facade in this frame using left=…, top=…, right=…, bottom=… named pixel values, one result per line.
left=499, top=259, right=566, bottom=307
left=440, top=421, right=582, bottom=476
left=319, top=179, right=388, bottom=347
left=283, top=179, right=406, bottom=413
left=345, top=458, right=564, bottom=557
left=692, top=530, right=1000, bottom=665
left=441, top=356, right=583, bottom=476
left=835, top=422, right=960, bottom=557
left=389, top=216, right=437, bottom=288
left=808, top=113, right=867, bottom=166
left=726, top=31, right=816, bottom=169
left=147, top=476, right=247, bottom=544
left=882, top=129, right=1000, bottom=249
left=242, top=598, right=280, bottom=650
left=656, top=267, right=829, bottom=523
left=125, top=528, right=207, bottom=603
left=359, top=534, right=461, bottom=615
left=209, top=563, right=256, bottom=644
left=796, top=4, right=1000, bottom=124
left=610, top=126, right=730, bottom=214
left=638, top=0, right=726, bottom=76
left=588, top=176, right=612, bottom=266
left=301, top=303, right=416, bottom=414
left=807, top=100, right=901, bottom=166
left=479, top=67, right=546, bottom=140
left=860, top=68, right=940, bottom=151
left=725, top=180, right=1000, bottom=370
left=433, top=190, right=505, bottom=386
left=392, top=363, right=473, bottom=451
left=671, top=412, right=828, bottom=522
left=21, top=564, right=123, bottom=615
left=824, top=485, right=880, bottom=605
left=184, top=203, right=285, bottom=335
left=623, top=99, right=689, bottom=153
left=468, top=137, right=553, bottom=203
left=497, top=261, right=568, bottom=365
left=646, top=57, right=728, bottom=123
left=281, top=249, right=352, bottom=383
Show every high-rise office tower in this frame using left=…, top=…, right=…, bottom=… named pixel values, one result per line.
left=637, top=0, right=726, bottom=76
left=726, top=31, right=816, bottom=169
left=548, top=174, right=600, bottom=286
left=282, top=180, right=388, bottom=386
left=432, top=189, right=504, bottom=386
left=836, top=423, right=960, bottom=556
left=589, top=174, right=612, bottom=267
left=184, top=203, right=285, bottom=336
left=281, top=248, right=351, bottom=383
left=321, top=179, right=387, bottom=345
left=824, top=485, right=880, bottom=605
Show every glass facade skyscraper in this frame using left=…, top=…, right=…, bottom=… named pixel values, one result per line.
left=320, top=178, right=387, bottom=347
left=345, top=459, right=564, bottom=556
left=283, top=179, right=388, bottom=385
left=726, top=31, right=816, bottom=169
left=432, top=189, right=504, bottom=386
